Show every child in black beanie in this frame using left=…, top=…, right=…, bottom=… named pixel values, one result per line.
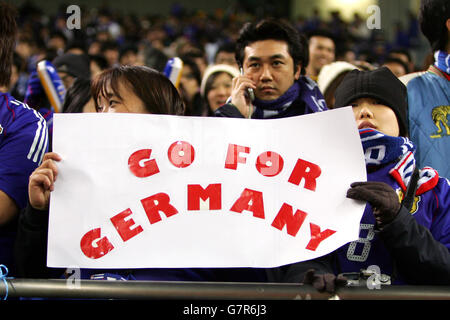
left=289, top=67, right=450, bottom=291
left=334, top=66, right=408, bottom=137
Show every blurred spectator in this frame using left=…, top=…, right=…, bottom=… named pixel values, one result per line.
left=96, top=8, right=122, bottom=41
left=47, top=31, right=67, bottom=56
left=15, top=37, right=39, bottom=72
left=9, top=53, right=29, bottom=101
left=119, top=44, right=140, bottom=66
left=382, top=57, right=409, bottom=77
left=317, top=61, right=358, bottom=108
left=89, top=54, right=109, bottom=77
left=214, top=42, right=238, bottom=69
left=200, top=64, right=239, bottom=115
left=52, top=53, right=91, bottom=89
left=100, top=41, right=120, bottom=68
left=387, top=47, right=414, bottom=73
left=61, top=78, right=96, bottom=113
left=179, top=56, right=204, bottom=116
left=88, top=40, right=102, bottom=56
left=348, top=12, right=371, bottom=43
left=305, top=29, right=336, bottom=82
left=181, top=48, right=209, bottom=78
left=65, top=39, right=89, bottom=56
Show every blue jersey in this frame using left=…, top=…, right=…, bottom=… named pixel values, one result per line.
left=0, top=92, right=48, bottom=271
left=334, top=157, right=450, bottom=283
left=406, top=72, right=450, bottom=178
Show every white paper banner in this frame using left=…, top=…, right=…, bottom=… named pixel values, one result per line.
left=48, top=107, right=366, bottom=269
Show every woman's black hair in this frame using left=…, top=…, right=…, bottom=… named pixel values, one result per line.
left=62, top=78, right=92, bottom=113
left=92, top=65, right=185, bottom=115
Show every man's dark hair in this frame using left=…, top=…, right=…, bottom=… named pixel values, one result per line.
left=306, top=29, right=336, bottom=44
left=66, top=39, right=88, bottom=54
left=119, top=44, right=138, bottom=60
left=49, top=31, right=67, bottom=44
left=0, top=2, right=18, bottom=88
left=419, top=0, right=450, bottom=51
left=214, top=42, right=235, bottom=60
left=180, top=55, right=202, bottom=86
left=101, top=41, right=119, bottom=53
left=235, top=18, right=309, bottom=75
left=383, top=57, right=410, bottom=74
left=388, top=47, right=412, bottom=63
left=89, top=54, right=109, bottom=71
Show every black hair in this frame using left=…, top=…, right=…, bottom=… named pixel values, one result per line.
left=89, top=54, right=109, bottom=71
left=306, top=28, right=336, bottom=45
left=66, top=40, right=88, bottom=54
left=214, top=42, right=236, bottom=61
left=419, top=0, right=450, bottom=51
left=49, top=30, right=67, bottom=43
left=13, top=52, right=25, bottom=73
left=235, top=18, right=309, bottom=75
left=0, top=2, right=17, bottom=87
left=383, top=57, right=409, bottom=74
left=62, top=78, right=92, bottom=113
left=388, top=47, right=412, bottom=63
left=92, top=65, right=185, bottom=115
left=180, top=55, right=202, bottom=85
left=101, top=41, right=119, bottom=52
left=119, top=44, right=138, bottom=60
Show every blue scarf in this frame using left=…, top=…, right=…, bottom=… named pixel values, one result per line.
left=360, top=128, right=440, bottom=195
left=252, top=77, right=326, bottom=118
left=434, top=50, right=450, bottom=75
left=360, top=128, right=415, bottom=166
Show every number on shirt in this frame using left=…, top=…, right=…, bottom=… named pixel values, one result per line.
left=346, top=223, right=374, bottom=262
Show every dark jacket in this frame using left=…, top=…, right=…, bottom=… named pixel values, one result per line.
left=276, top=166, right=450, bottom=285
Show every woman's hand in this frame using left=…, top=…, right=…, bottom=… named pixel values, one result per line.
left=28, top=152, right=62, bottom=210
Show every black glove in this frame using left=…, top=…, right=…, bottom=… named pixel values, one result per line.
left=302, top=269, right=347, bottom=294
left=347, top=181, right=401, bottom=228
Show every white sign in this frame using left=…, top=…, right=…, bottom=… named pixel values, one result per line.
left=47, top=107, right=366, bottom=269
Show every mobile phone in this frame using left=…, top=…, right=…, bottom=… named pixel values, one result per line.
left=240, top=68, right=255, bottom=101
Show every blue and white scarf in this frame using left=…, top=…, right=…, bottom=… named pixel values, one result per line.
left=434, top=50, right=450, bottom=75
left=360, top=128, right=415, bottom=167
left=360, top=128, right=439, bottom=195
left=252, top=77, right=326, bottom=118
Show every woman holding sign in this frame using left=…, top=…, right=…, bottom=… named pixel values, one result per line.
left=15, top=65, right=267, bottom=284
left=297, top=67, right=450, bottom=291
left=15, top=66, right=187, bottom=280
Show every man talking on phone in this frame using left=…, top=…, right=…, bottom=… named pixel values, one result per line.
left=215, top=18, right=327, bottom=119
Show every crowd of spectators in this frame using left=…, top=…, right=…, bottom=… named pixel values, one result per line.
left=10, top=1, right=425, bottom=105
left=2, top=0, right=448, bottom=297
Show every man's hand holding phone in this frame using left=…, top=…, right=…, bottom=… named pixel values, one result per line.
left=230, top=68, right=256, bottom=118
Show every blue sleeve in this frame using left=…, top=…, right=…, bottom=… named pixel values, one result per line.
left=430, top=177, right=450, bottom=250
left=379, top=176, right=450, bottom=285
left=0, top=102, right=48, bottom=210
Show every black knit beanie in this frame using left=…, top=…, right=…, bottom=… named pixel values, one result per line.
left=334, top=67, right=408, bottom=136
